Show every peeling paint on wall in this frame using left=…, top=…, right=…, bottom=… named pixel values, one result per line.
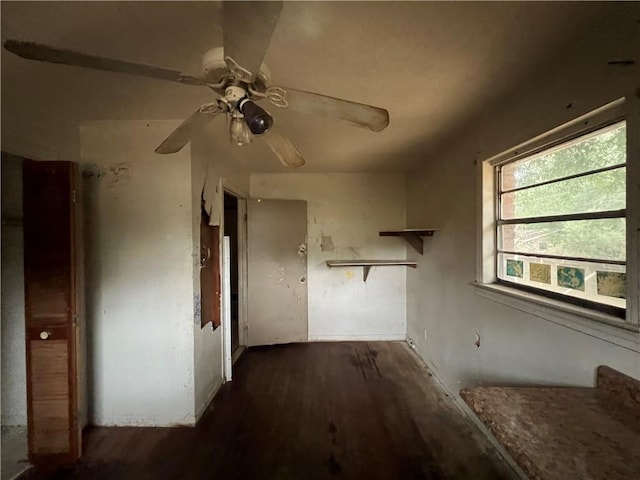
left=321, top=235, right=335, bottom=252
left=194, top=294, right=201, bottom=325
left=107, top=162, right=131, bottom=187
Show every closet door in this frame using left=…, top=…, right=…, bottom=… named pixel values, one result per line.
left=23, top=160, right=81, bottom=464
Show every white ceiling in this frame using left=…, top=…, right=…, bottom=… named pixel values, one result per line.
left=0, top=1, right=632, bottom=172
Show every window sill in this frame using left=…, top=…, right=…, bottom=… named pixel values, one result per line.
left=472, top=282, right=639, bottom=352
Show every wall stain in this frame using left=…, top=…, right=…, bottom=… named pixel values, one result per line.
left=321, top=235, right=335, bottom=252
left=82, top=163, right=106, bottom=181
left=268, top=266, right=287, bottom=284
left=107, top=162, right=131, bottom=187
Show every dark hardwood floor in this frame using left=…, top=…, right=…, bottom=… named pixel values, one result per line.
left=21, top=342, right=515, bottom=480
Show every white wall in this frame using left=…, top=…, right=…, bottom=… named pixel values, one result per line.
left=0, top=118, right=249, bottom=428
left=191, top=131, right=250, bottom=421
left=81, top=120, right=196, bottom=426
left=1, top=155, right=27, bottom=426
left=405, top=10, right=640, bottom=399
left=251, top=173, right=406, bottom=341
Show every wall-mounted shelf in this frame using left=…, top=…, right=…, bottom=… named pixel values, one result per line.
left=379, top=229, right=438, bottom=255
left=326, top=260, right=417, bottom=282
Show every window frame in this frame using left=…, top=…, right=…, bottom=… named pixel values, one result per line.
left=494, top=119, right=627, bottom=316
left=475, top=98, right=640, bottom=340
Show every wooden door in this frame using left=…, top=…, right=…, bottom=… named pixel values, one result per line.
left=247, top=199, right=308, bottom=346
left=23, top=160, right=81, bottom=464
left=200, top=207, right=220, bottom=328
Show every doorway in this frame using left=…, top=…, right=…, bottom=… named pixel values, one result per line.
left=223, top=192, right=240, bottom=354
left=1, top=152, right=30, bottom=478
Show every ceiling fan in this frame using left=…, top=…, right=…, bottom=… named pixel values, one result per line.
left=3, top=1, right=390, bottom=168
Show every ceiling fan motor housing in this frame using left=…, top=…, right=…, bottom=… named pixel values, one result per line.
left=202, top=47, right=229, bottom=83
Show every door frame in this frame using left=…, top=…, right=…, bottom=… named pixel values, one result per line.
left=221, top=179, right=248, bottom=375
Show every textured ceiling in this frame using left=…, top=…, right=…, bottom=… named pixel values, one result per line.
left=1, top=1, right=633, bottom=172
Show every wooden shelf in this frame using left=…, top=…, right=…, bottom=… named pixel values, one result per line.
left=326, top=260, right=417, bottom=282
left=379, top=229, right=438, bottom=255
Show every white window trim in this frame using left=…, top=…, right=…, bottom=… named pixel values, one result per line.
left=472, top=282, right=639, bottom=352
left=475, top=97, right=640, bottom=349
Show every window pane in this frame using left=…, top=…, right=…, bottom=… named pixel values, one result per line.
left=500, top=122, right=626, bottom=190
left=500, top=167, right=626, bottom=219
left=498, top=253, right=625, bottom=309
left=499, top=218, right=626, bottom=261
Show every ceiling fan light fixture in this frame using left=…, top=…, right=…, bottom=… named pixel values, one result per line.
left=229, top=112, right=253, bottom=146
left=238, top=98, right=273, bottom=135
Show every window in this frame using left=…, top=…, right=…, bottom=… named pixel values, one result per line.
left=476, top=99, right=639, bottom=342
left=495, top=121, right=626, bottom=316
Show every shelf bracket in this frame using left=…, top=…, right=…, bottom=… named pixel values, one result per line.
left=363, top=265, right=372, bottom=282
left=402, top=232, right=423, bottom=255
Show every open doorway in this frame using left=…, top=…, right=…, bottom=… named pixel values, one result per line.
left=223, top=192, right=240, bottom=355
left=1, top=152, right=30, bottom=478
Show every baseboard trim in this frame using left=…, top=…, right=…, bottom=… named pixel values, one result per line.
left=90, top=414, right=196, bottom=427
left=309, top=334, right=406, bottom=342
left=404, top=338, right=528, bottom=480
left=195, top=379, right=224, bottom=423
left=232, top=345, right=246, bottom=365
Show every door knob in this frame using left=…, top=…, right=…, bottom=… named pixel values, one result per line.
left=39, top=331, right=51, bottom=340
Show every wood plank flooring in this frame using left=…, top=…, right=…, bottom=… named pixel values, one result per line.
left=20, top=342, right=516, bottom=480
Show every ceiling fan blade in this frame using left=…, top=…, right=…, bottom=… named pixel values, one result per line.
left=265, top=128, right=305, bottom=168
left=3, top=39, right=204, bottom=85
left=155, top=106, right=223, bottom=154
left=282, top=88, right=390, bottom=132
left=223, top=1, right=282, bottom=79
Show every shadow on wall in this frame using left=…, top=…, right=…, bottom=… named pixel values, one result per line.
left=81, top=163, right=103, bottom=423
